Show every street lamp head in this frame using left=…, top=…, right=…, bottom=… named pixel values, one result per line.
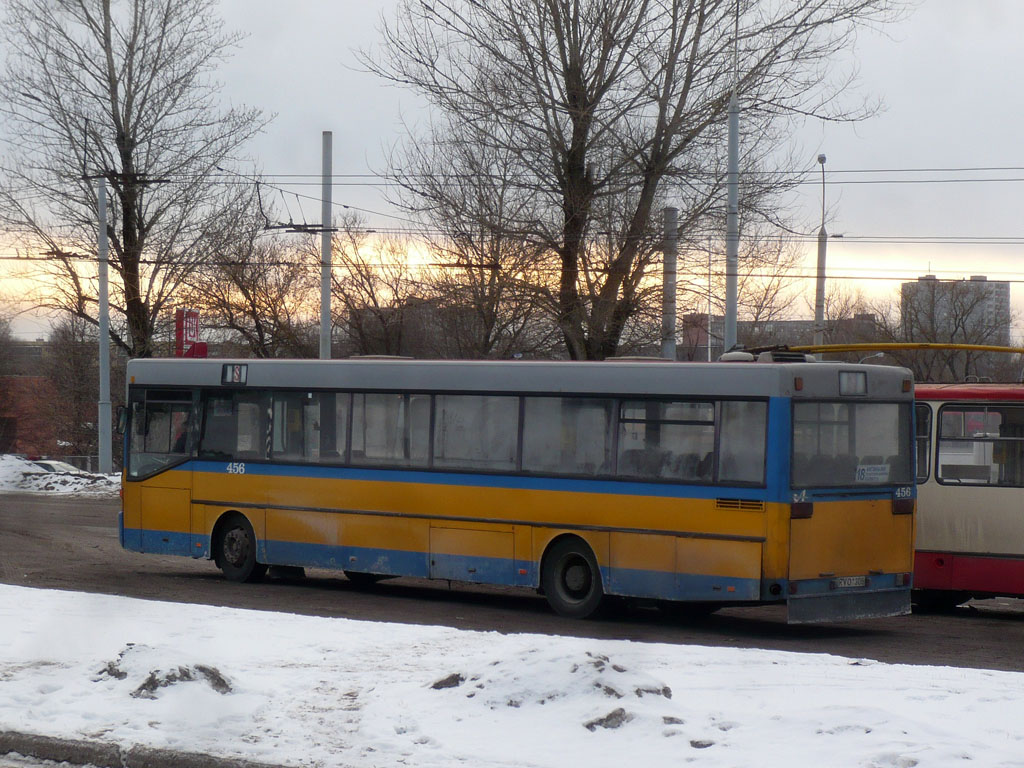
left=817, top=154, right=826, bottom=165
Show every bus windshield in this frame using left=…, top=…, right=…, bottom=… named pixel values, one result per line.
left=792, top=401, right=913, bottom=488
left=127, top=389, right=193, bottom=479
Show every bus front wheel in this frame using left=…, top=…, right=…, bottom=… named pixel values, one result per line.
left=216, top=514, right=267, bottom=583
left=541, top=538, right=604, bottom=619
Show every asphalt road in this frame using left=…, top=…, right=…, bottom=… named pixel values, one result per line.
left=2, top=492, right=1023, bottom=672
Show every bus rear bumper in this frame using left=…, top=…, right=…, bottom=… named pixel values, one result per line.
left=787, top=587, right=911, bottom=624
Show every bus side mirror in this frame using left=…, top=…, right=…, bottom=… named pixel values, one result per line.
left=116, top=406, right=127, bottom=435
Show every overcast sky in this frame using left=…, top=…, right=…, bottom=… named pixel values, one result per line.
left=215, top=0, right=1024, bottom=305
left=7, top=0, right=1024, bottom=336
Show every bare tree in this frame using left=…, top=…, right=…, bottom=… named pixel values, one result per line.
left=365, top=0, right=903, bottom=359
left=424, top=243, right=562, bottom=359
left=671, top=229, right=803, bottom=356
left=0, top=0, right=268, bottom=358
left=391, top=126, right=564, bottom=358
left=182, top=192, right=319, bottom=359
left=328, top=226, right=432, bottom=357
left=42, top=316, right=100, bottom=457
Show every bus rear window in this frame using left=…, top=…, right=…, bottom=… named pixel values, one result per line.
left=792, top=401, right=912, bottom=488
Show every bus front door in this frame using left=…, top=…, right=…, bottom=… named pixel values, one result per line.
left=138, top=480, right=193, bottom=556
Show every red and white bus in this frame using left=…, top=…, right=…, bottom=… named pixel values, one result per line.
left=914, top=383, right=1024, bottom=607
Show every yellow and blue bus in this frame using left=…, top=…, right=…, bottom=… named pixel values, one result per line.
left=120, top=356, right=916, bottom=623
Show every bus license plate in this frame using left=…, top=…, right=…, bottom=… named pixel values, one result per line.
left=834, top=576, right=866, bottom=588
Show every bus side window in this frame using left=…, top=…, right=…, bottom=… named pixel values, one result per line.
left=272, top=391, right=308, bottom=460
left=522, top=397, right=614, bottom=476
left=617, top=399, right=714, bottom=481
left=236, top=395, right=269, bottom=460
left=997, top=408, right=1024, bottom=486
left=434, top=394, right=519, bottom=472
left=317, top=392, right=349, bottom=461
left=350, top=392, right=430, bottom=468
left=199, top=392, right=270, bottom=462
left=315, top=393, right=348, bottom=460
left=718, top=400, right=767, bottom=485
left=199, top=395, right=235, bottom=460
left=914, top=404, right=932, bottom=483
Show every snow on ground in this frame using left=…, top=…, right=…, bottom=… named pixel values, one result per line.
left=0, top=454, right=118, bottom=495
left=2, top=585, right=1023, bottom=768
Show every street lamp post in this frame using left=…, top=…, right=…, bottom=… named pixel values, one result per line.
left=812, top=154, right=827, bottom=349
left=320, top=131, right=332, bottom=360
left=97, top=177, right=111, bottom=475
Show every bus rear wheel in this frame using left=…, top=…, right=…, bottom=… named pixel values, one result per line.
left=216, top=514, right=267, bottom=583
left=542, top=538, right=604, bottom=619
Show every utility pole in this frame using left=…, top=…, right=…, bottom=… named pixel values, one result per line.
left=724, top=1, right=740, bottom=352
left=707, top=237, right=713, bottom=361
left=661, top=207, right=678, bottom=360
left=724, top=91, right=739, bottom=353
left=813, top=153, right=828, bottom=348
left=97, top=177, right=111, bottom=474
left=320, top=131, right=333, bottom=360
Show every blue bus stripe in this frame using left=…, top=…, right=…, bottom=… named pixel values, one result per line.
left=126, top=529, right=763, bottom=599
left=124, top=528, right=906, bottom=602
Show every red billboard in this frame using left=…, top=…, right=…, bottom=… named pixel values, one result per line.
left=174, top=309, right=206, bottom=357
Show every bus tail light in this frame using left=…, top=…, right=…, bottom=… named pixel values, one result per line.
left=892, top=498, right=914, bottom=515
left=895, top=572, right=912, bottom=587
left=790, top=501, right=813, bottom=519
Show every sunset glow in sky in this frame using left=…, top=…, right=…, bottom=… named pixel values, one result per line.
left=4, top=0, right=1024, bottom=338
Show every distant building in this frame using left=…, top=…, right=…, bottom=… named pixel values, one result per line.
left=679, top=313, right=724, bottom=361
left=340, top=297, right=445, bottom=359
left=0, top=370, right=57, bottom=456
left=4, top=340, right=46, bottom=377
left=900, top=275, right=1011, bottom=346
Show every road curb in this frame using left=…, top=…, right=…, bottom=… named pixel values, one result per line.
left=0, top=731, right=284, bottom=768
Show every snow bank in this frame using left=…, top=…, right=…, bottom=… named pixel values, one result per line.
left=0, top=454, right=118, bottom=495
left=1, top=585, right=1022, bottom=768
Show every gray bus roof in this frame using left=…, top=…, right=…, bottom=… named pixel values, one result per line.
left=127, top=358, right=913, bottom=400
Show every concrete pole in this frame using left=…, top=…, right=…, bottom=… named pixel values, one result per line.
left=320, top=131, right=333, bottom=360
left=813, top=226, right=828, bottom=347
left=724, top=91, right=739, bottom=352
left=707, top=238, right=713, bottom=361
left=97, top=177, right=112, bottom=474
left=813, top=154, right=827, bottom=348
left=661, top=207, right=678, bottom=360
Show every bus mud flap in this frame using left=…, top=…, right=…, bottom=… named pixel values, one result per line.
left=786, top=589, right=911, bottom=624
